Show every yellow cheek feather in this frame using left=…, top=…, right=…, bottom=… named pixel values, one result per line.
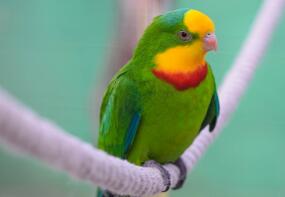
left=155, top=41, right=205, bottom=73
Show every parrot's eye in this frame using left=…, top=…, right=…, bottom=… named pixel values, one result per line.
left=178, top=30, right=192, bottom=42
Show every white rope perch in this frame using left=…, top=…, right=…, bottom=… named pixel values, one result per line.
left=0, top=0, right=284, bottom=196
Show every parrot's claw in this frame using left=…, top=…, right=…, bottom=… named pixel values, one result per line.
left=172, top=157, right=187, bottom=190
left=143, top=160, right=171, bottom=192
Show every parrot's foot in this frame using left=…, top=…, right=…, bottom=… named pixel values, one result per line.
left=172, top=157, right=187, bottom=190
left=143, top=160, right=171, bottom=192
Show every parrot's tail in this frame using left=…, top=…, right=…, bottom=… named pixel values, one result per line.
left=97, top=188, right=118, bottom=197
left=96, top=188, right=104, bottom=197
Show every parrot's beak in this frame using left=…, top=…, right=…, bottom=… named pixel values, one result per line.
left=204, top=33, right=217, bottom=52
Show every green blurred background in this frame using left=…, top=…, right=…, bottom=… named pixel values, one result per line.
left=0, top=0, right=285, bottom=196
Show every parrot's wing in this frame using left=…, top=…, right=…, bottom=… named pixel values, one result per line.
left=200, top=90, right=220, bottom=132
left=98, top=70, right=141, bottom=158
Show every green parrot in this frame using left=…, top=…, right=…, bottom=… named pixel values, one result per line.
left=97, top=8, right=219, bottom=197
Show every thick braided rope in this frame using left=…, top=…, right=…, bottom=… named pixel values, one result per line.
left=0, top=0, right=284, bottom=196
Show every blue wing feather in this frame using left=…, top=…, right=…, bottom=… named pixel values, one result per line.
left=200, top=90, right=220, bottom=132
left=214, top=91, right=220, bottom=116
left=123, top=112, right=141, bottom=157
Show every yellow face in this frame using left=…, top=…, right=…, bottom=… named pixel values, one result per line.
left=154, top=9, right=216, bottom=74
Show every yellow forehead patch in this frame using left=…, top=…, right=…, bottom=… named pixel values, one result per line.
left=184, top=9, right=215, bottom=37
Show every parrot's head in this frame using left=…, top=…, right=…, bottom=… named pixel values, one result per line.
left=133, top=8, right=217, bottom=89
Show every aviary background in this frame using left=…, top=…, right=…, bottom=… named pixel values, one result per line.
left=0, top=1, right=284, bottom=196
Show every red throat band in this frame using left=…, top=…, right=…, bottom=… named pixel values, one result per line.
left=152, top=64, right=208, bottom=90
